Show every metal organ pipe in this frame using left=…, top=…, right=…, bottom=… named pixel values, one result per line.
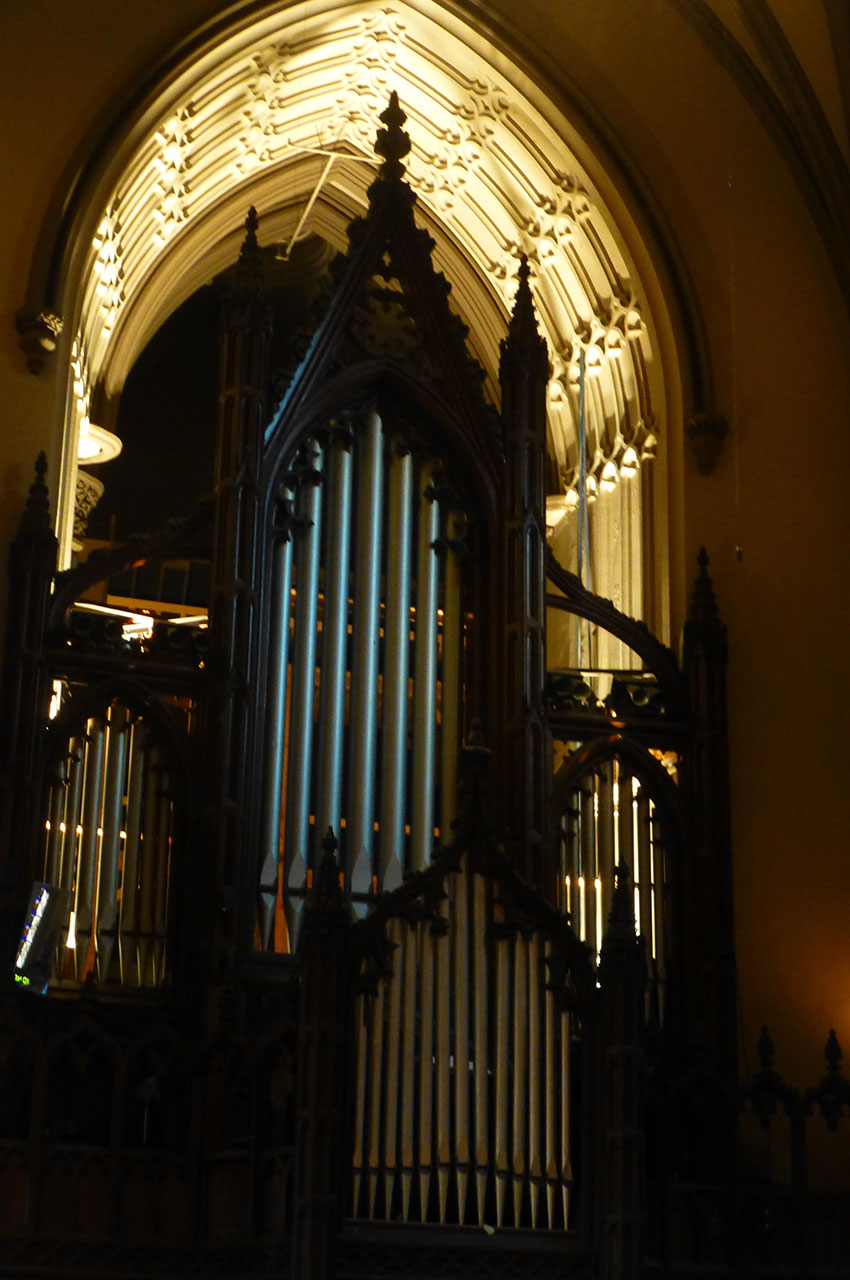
left=284, top=442, right=323, bottom=917
left=152, top=759, right=172, bottom=983
left=316, top=437, right=353, bottom=844
left=597, top=762, right=615, bottom=933
left=452, top=867, right=470, bottom=1221
left=75, top=717, right=105, bottom=974
left=348, top=411, right=384, bottom=904
left=439, top=513, right=463, bottom=842
left=120, top=721, right=146, bottom=986
left=411, top=464, right=439, bottom=872
left=61, top=738, right=85, bottom=896
left=380, top=445, right=413, bottom=892
left=96, top=702, right=129, bottom=979
left=45, top=769, right=65, bottom=890
left=472, top=874, right=489, bottom=1225
left=258, top=490, right=294, bottom=946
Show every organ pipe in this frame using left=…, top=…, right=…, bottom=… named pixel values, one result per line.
left=435, top=888, right=451, bottom=1222
left=637, top=784, right=653, bottom=946
left=452, top=867, right=470, bottom=1221
left=258, top=493, right=294, bottom=945
left=544, top=941, right=557, bottom=1228
left=284, top=443, right=323, bottom=913
left=120, top=721, right=146, bottom=986
left=597, top=763, right=615, bottom=930
left=400, top=921, right=417, bottom=1219
left=472, top=874, right=488, bottom=1225
left=528, top=933, right=542, bottom=1227
left=60, top=739, right=84, bottom=896
left=494, top=934, right=510, bottom=1225
left=316, top=439, right=353, bottom=844
left=96, top=702, right=129, bottom=979
left=367, top=977, right=386, bottom=1217
left=379, top=445, right=413, bottom=892
left=383, top=916, right=404, bottom=1215
left=411, top=464, right=439, bottom=871
left=138, top=746, right=162, bottom=985
left=152, top=761, right=172, bottom=983
left=512, top=934, right=529, bottom=1223
left=418, top=916, right=435, bottom=1220
left=75, top=717, right=105, bottom=974
left=348, top=411, right=384, bottom=903
left=439, top=513, right=463, bottom=842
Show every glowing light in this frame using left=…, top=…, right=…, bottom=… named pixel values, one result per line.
left=66, top=910, right=77, bottom=950
left=77, top=423, right=123, bottom=464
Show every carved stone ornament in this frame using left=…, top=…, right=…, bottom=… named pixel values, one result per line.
left=15, top=308, right=64, bottom=374
left=73, top=468, right=104, bottom=546
left=685, top=411, right=729, bottom=475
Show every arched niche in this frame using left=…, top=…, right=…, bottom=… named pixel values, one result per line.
left=32, top=0, right=695, bottom=646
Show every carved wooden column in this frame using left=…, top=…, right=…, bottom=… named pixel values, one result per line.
left=681, top=548, right=736, bottom=1081
left=291, top=838, right=351, bottom=1280
left=498, top=257, right=550, bottom=882
left=206, top=208, right=271, bottom=969
left=597, top=865, right=645, bottom=1280
left=0, top=454, right=57, bottom=966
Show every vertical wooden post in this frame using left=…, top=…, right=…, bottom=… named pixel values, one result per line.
left=498, top=257, right=550, bottom=882
left=597, top=863, right=645, bottom=1280
left=681, top=548, right=736, bottom=1081
left=0, top=454, right=57, bottom=966
left=206, top=208, right=271, bottom=969
left=291, top=835, right=351, bottom=1280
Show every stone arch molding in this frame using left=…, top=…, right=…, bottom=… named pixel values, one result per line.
left=44, top=0, right=668, bottom=564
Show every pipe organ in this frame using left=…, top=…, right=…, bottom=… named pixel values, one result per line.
left=258, top=412, right=468, bottom=950
left=557, top=759, right=666, bottom=986
left=0, top=96, right=738, bottom=1280
left=351, top=860, right=572, bottom=1230
left=40, top=695, right=177, bottom=987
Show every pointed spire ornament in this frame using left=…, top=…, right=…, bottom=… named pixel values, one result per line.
left=240, top=205, right=260, bottom=257
left=688, top=546, right=721, bottom=628
left=11, top=452, right=57, bottom=572
left=374, top=91, right=411, bottom=183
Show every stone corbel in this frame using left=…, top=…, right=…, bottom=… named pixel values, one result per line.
left=15, top=308, right=64, bottom=374
left=685, top=411, right=728, bottom=475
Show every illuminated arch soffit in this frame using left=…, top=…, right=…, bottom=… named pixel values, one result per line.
left=66, top=0, right=659, bottom=545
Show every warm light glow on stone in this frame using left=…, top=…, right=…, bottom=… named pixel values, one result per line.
left=56, top=1, right=663, bottom=562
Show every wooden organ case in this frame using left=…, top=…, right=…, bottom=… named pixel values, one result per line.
left=0, top=97, right=734, bottom=1280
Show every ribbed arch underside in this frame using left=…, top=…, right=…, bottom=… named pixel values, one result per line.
left=59, top=0, right=664, bottom=569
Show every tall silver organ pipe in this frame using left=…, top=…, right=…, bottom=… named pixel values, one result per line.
left=411, top=463, right=439, bottom=871
left=96, top=702, right=129, bottom=977
left=315, top=438, right=353, bottom=843
left=75, top=716, right=105, bottom=966
left=439, top=512, right=463, bottom=842
left=284, top=442, right=324, bottom=917
left=258, top=491, right=294, bottom=946
left=120, top=721, right=146, bottom=986
left=380, top=445, right=413, bottom=893
left=348, top=412, right=384, bottom=904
